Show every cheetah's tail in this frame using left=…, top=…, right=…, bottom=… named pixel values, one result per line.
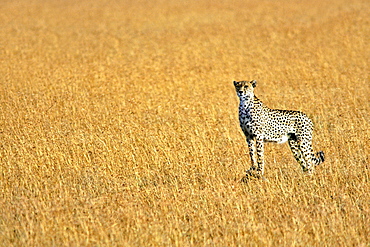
left=316, top=151, right=325, bottom=165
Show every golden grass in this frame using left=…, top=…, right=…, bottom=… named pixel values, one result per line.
left=0, top=0, right=369, bottom=246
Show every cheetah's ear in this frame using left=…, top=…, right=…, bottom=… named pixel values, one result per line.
left=251, top=80, right=257, bottom=88
left=233, top=80, right=238, bottom=86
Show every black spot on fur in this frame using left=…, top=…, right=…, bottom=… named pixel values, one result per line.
left=288, top=133, right=297, bottom=141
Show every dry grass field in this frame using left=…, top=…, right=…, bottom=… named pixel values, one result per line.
left=0, top=0, right=369, bottom=246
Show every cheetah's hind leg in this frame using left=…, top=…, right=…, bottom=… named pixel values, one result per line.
left=297, top=137, right=321, bottom=174
left=288, top=137, right=308, bottom=171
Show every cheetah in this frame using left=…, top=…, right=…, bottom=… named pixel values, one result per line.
left=233, top=80, right=324, bottom=180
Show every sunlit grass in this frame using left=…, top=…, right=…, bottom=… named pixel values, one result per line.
left=0, top=0, right=369, bottom=246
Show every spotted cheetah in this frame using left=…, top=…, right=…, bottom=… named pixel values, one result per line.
left=234, top=80, right=324, bottom=180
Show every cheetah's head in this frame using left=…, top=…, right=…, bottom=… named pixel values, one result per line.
left=233, top=80, right=257, bottom=100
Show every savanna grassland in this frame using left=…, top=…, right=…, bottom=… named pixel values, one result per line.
left=0, top=0, right=369, bottom=246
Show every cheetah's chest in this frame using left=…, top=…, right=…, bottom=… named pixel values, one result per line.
left=239, top=105, right=254, bottom=135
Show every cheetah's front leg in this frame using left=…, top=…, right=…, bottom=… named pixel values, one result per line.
left=246, top=136, right=257, bottom=169
left=255, top=137, right=265, bottom=177
left=245, top=136, right=265, bottom=179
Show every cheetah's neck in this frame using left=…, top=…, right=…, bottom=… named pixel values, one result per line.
left=239, top=96, right=262, bottom=110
